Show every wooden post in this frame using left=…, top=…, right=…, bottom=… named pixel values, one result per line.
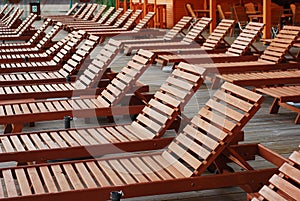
left=209, top=0, right=216, bottom=33
left=123, top=0, right=128, bottom=11
left=116, top=0, right=120, bottom=9
left=130, top=0, right=133, bottom=9
left=263, top=0, right=271, bottom=39
left=154, top=0, right=157, bottom=27
left=143, top=0, right=148, bottom=17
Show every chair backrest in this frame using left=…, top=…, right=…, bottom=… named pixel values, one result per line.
left=57, top=33, right=99, bottom=78
left=225, top=22, right=265, bottom=56
left=75, top=38, right=121, bottom=89
left=251, top=148, right=300, bottom=201
left=111, top=9, right=133, bottom=28
left=83, top=3, right=98, bottom=20
left=96, top=49, right=155, bottom=107
left=163, top=16, right=193, bottom=40
left=36, top=22, right=63, bottom=50
left=0, top=4, right=8, bottom=16
left=293, top=3, right=300, bottom=26
left=7, top=9, right=23, bottom=28
left=123, top=9, right=143, bottom=30
left=97, top=7, right=115, bottom=24
left=66, top=2, right=79, bottom=16
left=27, top=18, right=52, bottom=45
left=5, top=7, right=19, bottom=26
left=217, top=4, right=225, bottom=20
left=202, top=19, right=235, bottom=50
left=73, top=3, right=86, bottom=18
left=259, top=26, right=300, bottom=63
left=161, top=81, right=264, bottom=177
left=77, top=3, right=92, bottom=19
left=1, top=6, right=14, bottom=21
left=132, top=11, right=155, bottom=32
left=91, top=4, right=107, bottom=22
left=16, top=14, right=37, bottom=35
left=131, top=62, right=205, bottom=139
left=181, top=17, right=212, bottom=44
left=103, top=8, right=123, bottom=26
left=185, top=3, right=197, bottom=19
left=271, top=6, right=282, bottom=27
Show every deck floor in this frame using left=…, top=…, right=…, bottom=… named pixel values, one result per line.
left=0, top=20, right=299, bottom=200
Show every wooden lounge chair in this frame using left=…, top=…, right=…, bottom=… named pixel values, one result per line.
left=0, top=18, right=51, bottom=49
left=0, top=10, right=29, bottom=34
left=0, top=4, right=8, bottom=19
left=0, top=13, right=37, bottom=41
left=0, top=49, right=155, bottom=133
left=122, top=17, right=212, bottom=55
left=0, top=30, right=86, bottom=73
left=155, top=21, right=264, bottom=67
left=0, top=62, right=205, bottom=163
left=89, top=11, right=156, bottom=43
left=0, top=6, right=14, bottom=23
left=94, top=7, right=116, bottom=25
left=67, top=8, right=132, bottom=31
left=250, top=146, right=300, bottom=201
left=0, top=38, right=122, bottom=101
left=0, top=8, right=23, bottom=30
left=84, top=9, right=142, bottom=33
left=0, top=34, right=99, bottom=86
left=193, top=25, right=300, bottom=87
left=115, top=16, right=193, bottom=48
left=256, top=85, right=300, bottom=124
left=0, top=21, right=62, bottom=55
left=0, top=82, right=283, bottom=201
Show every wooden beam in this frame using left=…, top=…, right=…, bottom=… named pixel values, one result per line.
left=210, top=0, right=216, bottom=33
left=263, top=0, right=271, bottom=39
left=116, top=0, right=120, bottom=9
left=143, top=0, right=148, bottom=17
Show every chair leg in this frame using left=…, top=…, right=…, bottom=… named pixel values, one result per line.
left=270, top=98, right=280, bottom=114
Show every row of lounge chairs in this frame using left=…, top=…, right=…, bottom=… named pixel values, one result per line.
left=0, top=6, right=299, bottom=200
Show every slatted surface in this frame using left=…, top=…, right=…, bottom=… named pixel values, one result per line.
left=90, top=5, right=107, bottom=22
left=0, top=22, right=62, bottom=54
left=0, top=49, right=154, bottom=124
left=123, top=17, right=212, bottom=54
left=97, top=7, right=115, bottom=25
left=0, top=14, right=37, bottom=39
left=256, top=85, right=300, bottom=102
left=259, top=26, right=300, bottom=63
left=0, top=8, right=24, bottom=32
left=0, top=82, right=264, bottom=199
left=252, top=148, right=300, bottom=201
left=161, top=82, right=264, bottom=177
left=0, top=18, right=51, bottom=48
left=0, top=62, right=205, bottom=162
left=82, top=4, right=98, bottom=20
left=0, top=30, right=85, bottom=73
left=0, top=35, right=99, bottom=98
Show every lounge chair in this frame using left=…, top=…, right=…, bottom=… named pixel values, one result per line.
left=0, top=49, right=155, bottom=133
left=192, top=25, right=300, bottom=87
left=115, top=16, right=193, bottom=48
left=0, top=13, right=37, bottom=41
left=0, top=4, right=8, bottom=19
left=0, top=21, right=62, bottom=55
left=0, top=62, right=205, bottom=163
left=0, top=38, right=122, bottom=101
left=0, top=18, right=51, bottom=49
left=84, top=9, right=142, bottom=33
left=0, top=33, right=99, bottom=86
left=256, top=84, right=300, bottom=124
left=67, top=8, right=132, bottom=31
left=0, top=6, right=14, bottom=23
left=0, top=8, right=23, bottom=30
left=155, top=21, right=263, bottom=67
left=122, top=17, right=212, bottom=55
left=0, top=82, right=282, bottom=201
left=89, top=11, right=156, bottom=43
left=94, top=7, right=116, bottom=25
left=49, top=4, right=92, bottom=23
left=250, top=146, right=300, bottom=201
left=0, top=30, right=86, bottom=73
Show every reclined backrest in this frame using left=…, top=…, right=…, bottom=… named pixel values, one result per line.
left=27, top=18, right=52, bottom=45
left=202, top=19, right=235, bottom=50
left=1, top=6, right=14, bottom=22
left=14, top=13, right=36, bottom=35
left=161, top=81, right=264, bottom=177
left=96, top=49, right=155, bottom=106
left=91, top=4, right=107, bottom=22
left=132, top=11, right=156, bottom=32
left=103, top=8, right=123, bottom=26
left=66, top=2, right=79, bottom=16
left=0, top=4, right=8, bottom=16
left=163, top=16, right=193, bottom=40
left=4, top=7, right=19, bottom=27
left=75, top=38, right=121, bottom=89
left=73, top=3, right=86, bottom=18
left=111, top=9, right=133, bottom=28
left=123, top=9, right=143, bottom=30
left=35, top=22, right=63, bottom=49
left=97, top=7, right=115, bottom=24
left=181, top=17, right=212, bottom=44
left=83, top=3, right=98, bottom=20
left=225, top=22, right=265, bottom=55
left=77, top=3, right=92, bottom=19
left=132, top=62, right=206, bottom=139
left=258, top=25, right=300, bottom=63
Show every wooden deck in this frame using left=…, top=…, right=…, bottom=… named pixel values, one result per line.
left=0, top=20, right=299, bottom=200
